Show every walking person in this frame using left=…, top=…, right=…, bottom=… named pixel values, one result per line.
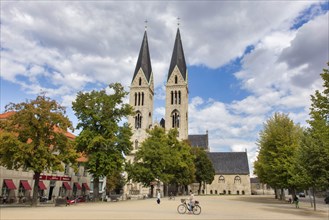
left=156, top=191, right=161, bottom=204
left=293, top=195, right=299, bottom=208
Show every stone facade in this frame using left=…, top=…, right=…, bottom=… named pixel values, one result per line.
left=206, top=174, right=251, bottom=195
left=128, top=68, right=154, bottom=154
left=250, top=177, right=275, bottom=195
left=165, top=66, right=188, bottom=140
left=204, top=152, right=251, bottom=195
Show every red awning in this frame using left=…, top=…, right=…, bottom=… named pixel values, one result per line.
left=38, top=181, right=47, bottom=190
left=20, top=180, right=32, bottom=190
left=74, top=182, right=82, bottom=190
left=4, top=179, right=17, bottom=190
left=82, top=183, right=90, bottom=190
left=63, top=182, right=72, bottom=190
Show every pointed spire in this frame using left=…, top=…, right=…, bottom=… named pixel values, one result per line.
left=132, top=30, right=152, bottom=83
left=167, top=28, right=186, bottom=81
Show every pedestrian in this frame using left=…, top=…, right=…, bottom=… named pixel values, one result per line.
left=293, top=195, right=299, bottom=208
left=156, top=191, right=160, bottom=204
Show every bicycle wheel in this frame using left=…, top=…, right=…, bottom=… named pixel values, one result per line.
left=193, top=205, right=201, bottom=215
left=177, top=204, right=187, bottom=214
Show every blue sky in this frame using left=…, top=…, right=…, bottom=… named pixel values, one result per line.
left=1, top=1, right=328, bottom=174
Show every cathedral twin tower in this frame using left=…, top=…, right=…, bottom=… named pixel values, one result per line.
left=128, top=28, right=188, bottom=151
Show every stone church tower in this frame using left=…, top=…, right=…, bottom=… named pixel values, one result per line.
left=128, top=30, right=154, bottom=154
left=128, top=27, right=188, bottom=150
left=165, top=28, right=188, bottom=140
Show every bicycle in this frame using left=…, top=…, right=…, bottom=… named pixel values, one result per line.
left=177, top=199, right=201, bottom=215
left=168, top=193, right=175, bottom=200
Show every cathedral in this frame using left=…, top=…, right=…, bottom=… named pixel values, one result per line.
left=125, top=27, right=251, bottom=198
left=127, top=27, right=188, bottom=149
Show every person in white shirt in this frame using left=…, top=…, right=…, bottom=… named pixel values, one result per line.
left=188, top=190, right=194, bottom=212
left=157, top=191, right=161, bottom=204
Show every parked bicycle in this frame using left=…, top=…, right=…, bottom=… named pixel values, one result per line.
left=177, top=199, right=201, bottom=215
left=168, top=192, right=175, bottom=200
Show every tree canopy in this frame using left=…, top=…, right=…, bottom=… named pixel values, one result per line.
left=253, top=112, right=303, bottom=198
left=0, top=94, right=78, bottom=206
left=72, top=83, right=133, bottom=201
left=191, top=147, right=215, bottom=194
left=305, top=62, right=329, bottom=190
left=126, top=127, right=195, bottom=196
left=289, top=63, right=329, bottom=210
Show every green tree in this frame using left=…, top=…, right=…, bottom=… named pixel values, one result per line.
left=191, top=147, right=215, bottom=195
left=307, top=63, right=329, bottom=191
left=126, top=127, right=172, bottom=196
left=72, top=83, right=133, bottom=201
left=126, top=127, right=195, bottom=196
left=106, top=170, right=126, bottom=195
left=0, top=95, right=78, bottom=206
left=167, top=130, right=195, bottom=195
left=290, top=63, right=329, bottom=210
left=253, top=112, right=303, bottom=200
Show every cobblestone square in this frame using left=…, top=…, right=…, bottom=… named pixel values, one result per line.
left=1, top=195, right=328, bottom=220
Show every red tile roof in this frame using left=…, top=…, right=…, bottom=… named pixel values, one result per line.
left=0, top=111, right=15, bottom=119
left=0, top=111, right=76, bottom=139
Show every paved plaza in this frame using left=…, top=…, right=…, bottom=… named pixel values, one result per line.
left=1, top=195, right=328, bottom=220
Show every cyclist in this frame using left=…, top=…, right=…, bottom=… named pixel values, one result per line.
left=188, top=190, right=195, bottom=213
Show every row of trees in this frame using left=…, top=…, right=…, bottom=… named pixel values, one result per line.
left=254, top=63, right=329, bottom=210
left=0, top=83, right=215, bottom=206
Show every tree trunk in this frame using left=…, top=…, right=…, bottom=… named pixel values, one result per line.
left=198, top=182, right=202, bottom=195
left=93, top=177, right=100, bottom=202
left=32, top=172, right=40, bottom=207
left=164, top=183, right=168, bottom=197
left=291, top=188, right=296, bottom=198
left=280, top=188, right=285, bottom=201
left=184, top=185, right=188, bottom=195
left=150, top=185, right=154, bottom=198
left=274, top=188, right=278, bottom=199
left=312, top=187, right=316, bottom=211
left=308, top=188, right=313, bottom=208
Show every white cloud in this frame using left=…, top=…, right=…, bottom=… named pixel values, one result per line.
left=1, top=1, right=327, bottom=175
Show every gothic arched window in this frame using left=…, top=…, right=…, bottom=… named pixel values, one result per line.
left=171, top=110, right=180, bottom=128
left=139, top=77, right=142, bottom=86
left=175, top=75, right=178, bottom=84
left=135, top=112, right=142, bottom=129
left=142, top=93, right=144, bottom=106
left=171, top=91, right=173, bottom=105
left=134, top=93, right=137, bottom=106
left=174, top=91, right=178, bottom=104
left=138, top=93, right=141, bottom=106
left=178, top=91, right=181, bottom=104
left=234, top=176, right=241, bottom=184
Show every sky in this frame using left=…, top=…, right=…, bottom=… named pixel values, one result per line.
left=1, top=1, right=328, bottom=175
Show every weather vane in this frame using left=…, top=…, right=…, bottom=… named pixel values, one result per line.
left=145, top=19, right=148, bottom=31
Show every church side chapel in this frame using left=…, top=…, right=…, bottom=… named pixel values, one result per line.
left=124, top=22, right=250, bottom=199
